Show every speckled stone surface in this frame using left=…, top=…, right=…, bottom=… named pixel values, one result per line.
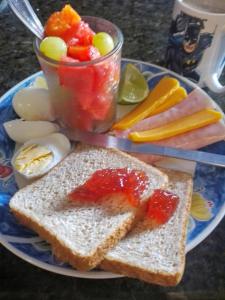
left=1, top=1, right=225, bottom=299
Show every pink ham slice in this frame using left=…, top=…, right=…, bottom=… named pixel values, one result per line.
left=112, top=88, right=225, bottom=164
left=114, top=89, right=214, bottom=138
left=132, top=121, right=225, bottom=164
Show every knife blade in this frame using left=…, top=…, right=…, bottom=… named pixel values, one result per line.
left=62, top=129, right=225, bottom=168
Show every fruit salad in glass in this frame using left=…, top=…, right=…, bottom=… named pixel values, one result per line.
left=34, top=5, right=123, bottom=132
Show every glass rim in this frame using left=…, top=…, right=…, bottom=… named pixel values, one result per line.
left=34, top=16, right=124, bottom=67
left=178, top=0, right=225, bottom=16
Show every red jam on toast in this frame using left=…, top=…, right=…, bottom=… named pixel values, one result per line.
left=146, top=189, right=179, bottom=225
left=68, top=168, right=148, bottom=207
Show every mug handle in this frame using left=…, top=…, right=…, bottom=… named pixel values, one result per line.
left=204, top=26, right=225, bottom=94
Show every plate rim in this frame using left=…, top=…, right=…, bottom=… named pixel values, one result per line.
left=0, top=233, right=123, bottom=279
left=0, top=57, right=225, bottom=278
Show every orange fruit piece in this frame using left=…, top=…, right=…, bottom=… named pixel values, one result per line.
left=45, top=4, right=81, bottom=38
left=61, top=4, right=81, bottom=24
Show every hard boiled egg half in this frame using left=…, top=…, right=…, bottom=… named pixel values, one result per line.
left=3, top=119, right=59, bottom=144
left=11, top=133, right=71, bottom=179
left=12, top=87, right=55, bottom=121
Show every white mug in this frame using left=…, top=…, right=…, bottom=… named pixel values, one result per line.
left=165, top=0, right=225, bottom=94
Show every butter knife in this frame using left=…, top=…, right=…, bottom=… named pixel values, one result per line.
left=63, top=129, right=225, bottom=168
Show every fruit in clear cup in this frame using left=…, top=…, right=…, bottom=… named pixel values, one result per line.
left=40, top=37, right=67, bottom=61
left=93, top=32, right=115, bottom=56
left=68, top=45, right=100, bottom=61
left=38, top=4, right=120, bottom=132
left=43, top=5, right=114, bottom=63
left=44, top=4, right=81, bottom=38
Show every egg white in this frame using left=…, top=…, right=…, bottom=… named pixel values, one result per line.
left=4, top=119, right=59, bottom=143
left=12, top=87, right=55, bottom=121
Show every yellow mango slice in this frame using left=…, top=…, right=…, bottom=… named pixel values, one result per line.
left=129, top=109, right=222, bottom=142
left=149, top=86, right=187, bottom=116
left=113, top=77, right=180, bottom=130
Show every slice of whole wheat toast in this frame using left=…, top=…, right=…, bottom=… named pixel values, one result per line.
left=9, top=144, right=168, bottom=271
left=100, top=169, right=193, bottom=286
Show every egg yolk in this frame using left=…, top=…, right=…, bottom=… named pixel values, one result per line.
left=14, top=144, right=53, bottom=176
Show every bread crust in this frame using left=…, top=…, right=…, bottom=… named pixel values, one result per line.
left=100, top=258, right=182, bottom=286
left=100, top=170, right=193, bottom=286
left=11, top=208, right=135, bottom=271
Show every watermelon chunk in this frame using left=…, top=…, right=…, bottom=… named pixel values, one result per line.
left=61, top=21, right=95, bottom=46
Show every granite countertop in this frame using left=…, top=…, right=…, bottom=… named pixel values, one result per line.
left=1, top=1, right=225, bottom=299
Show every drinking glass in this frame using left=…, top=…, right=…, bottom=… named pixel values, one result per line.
left=34, top=16, right=123, bottom=132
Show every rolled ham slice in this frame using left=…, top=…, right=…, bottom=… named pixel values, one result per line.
left=131, top=121, right=225, bottom=164
left=114, top=89, right=214, bottom=138
left=113, top=88, right=225, bottom=164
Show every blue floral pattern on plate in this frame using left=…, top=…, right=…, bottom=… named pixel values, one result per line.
left=0, top=59, right=224, bottom=278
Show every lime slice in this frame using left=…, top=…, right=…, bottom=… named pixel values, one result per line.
left=190, top=193, right=212, bottom=221
left=118, top=64, right=149, bottom=105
